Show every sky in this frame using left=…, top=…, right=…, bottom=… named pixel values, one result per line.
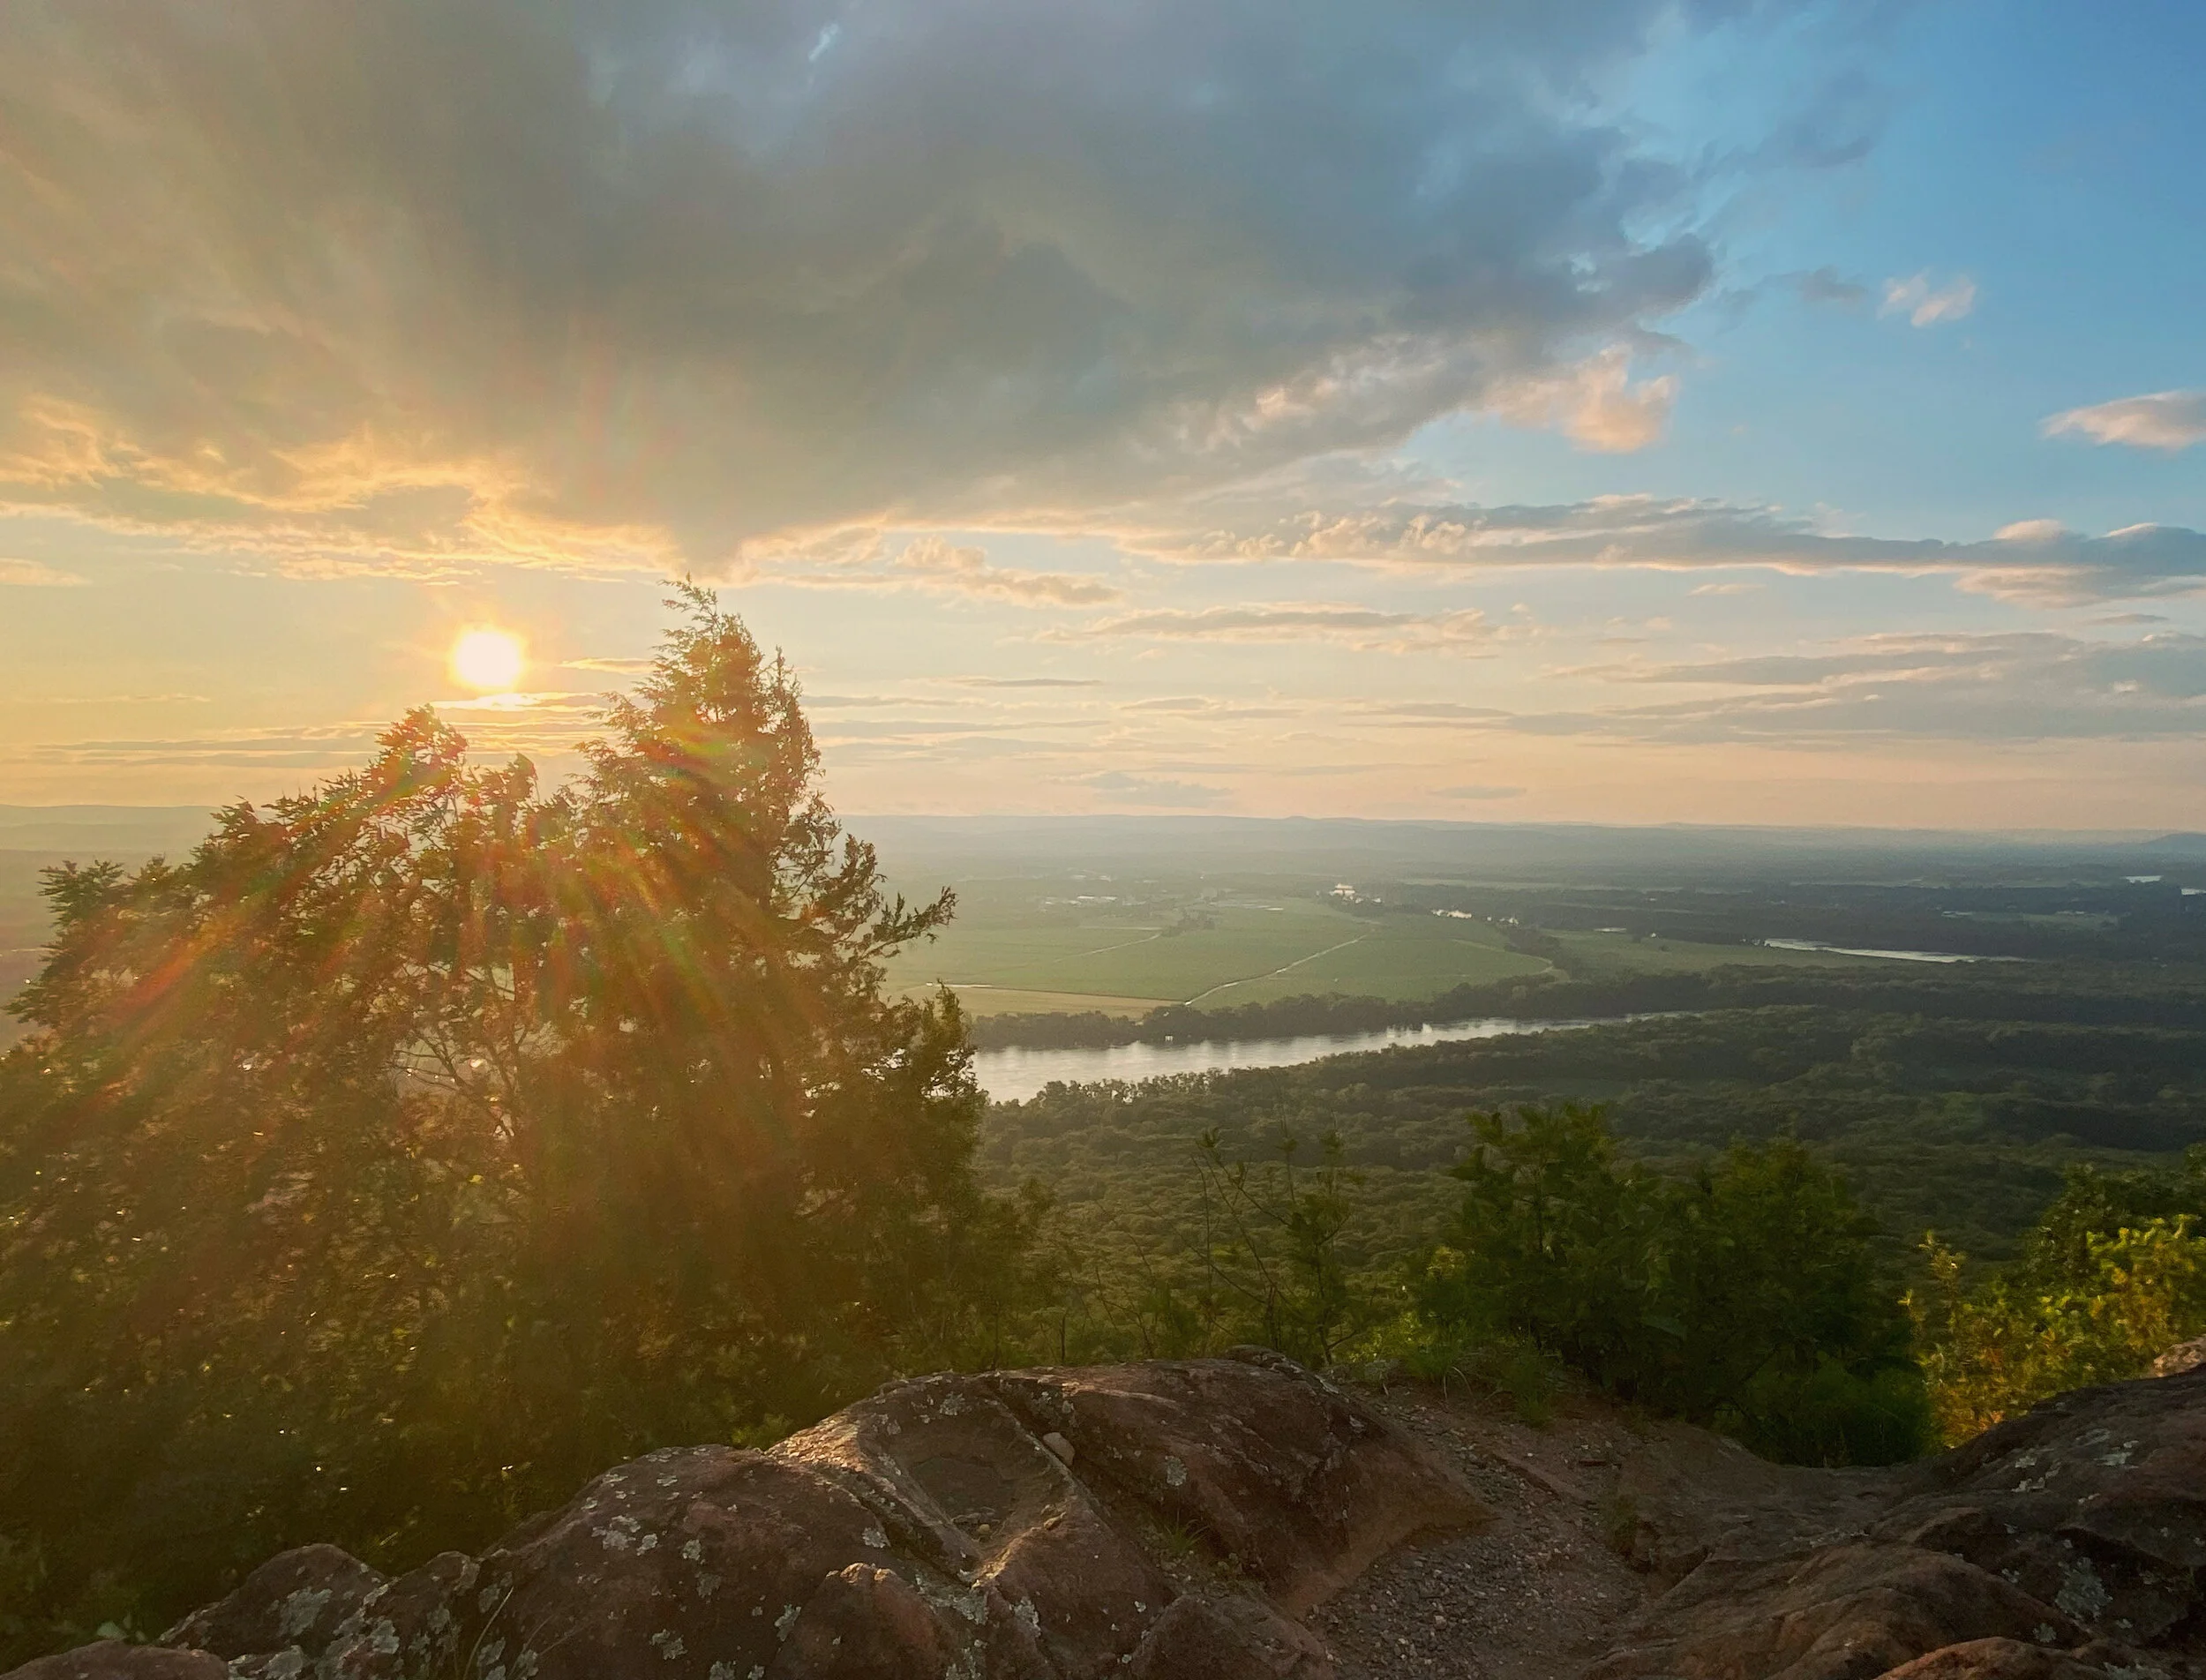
left=2, top=0, right=2202, bottom=827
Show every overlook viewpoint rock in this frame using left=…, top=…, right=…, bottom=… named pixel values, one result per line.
left=7, top=1354, right=2202, bottom=1680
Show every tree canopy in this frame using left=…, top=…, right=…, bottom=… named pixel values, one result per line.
left=0, top=587, right=1031, bottom=1649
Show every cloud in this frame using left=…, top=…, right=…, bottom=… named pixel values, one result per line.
left=1072, top=770, right=1230, bottom=809
left=1123, top=497, right=2206, bottom=604
left=890, top=537, right=1120, bottom=605
left=1790, top=267, right=1871, bottom=311
left=1525, top=631, right=2206, bottom=743
left=952, top=676, right=1104, bottom=690
left=1880, top=272, right=1977, bottom=326
left=4, top=692, right=211, bottom=706
left=1759, top=66, right=1894, bottom=171
left=1121, top=696, right=1227, bottom=714
left=563, top=656, right=655, bottom=674
left=0, top=558, right=89, bottom=587
left=740, top=530, right=1117, bottom=605
left=1355, top=701, right=1513, bottom=724
left=2043, top=391, right=2206, bottom=453
left=1433, top=784, right=1526, bottom=799
left=1080, top=603, right=1494, bottom=654
left=1117, top=695, right=1299, bottom=718
left=0, top=0, right=1754, bottom=573
left=1488, top=349, right=1679, bottom=453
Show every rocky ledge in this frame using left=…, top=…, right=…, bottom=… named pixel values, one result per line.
left=1588, top=1361, right=2206, bottom=1680
left=7, top=1355, right=2201, bottom=1680
left=2, top=1351, right=1485, bottom=1680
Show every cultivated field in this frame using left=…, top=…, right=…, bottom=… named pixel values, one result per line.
left=1543, top=928, right=1913, bottom=978
left=882, top=891, right=1551, bottom=1012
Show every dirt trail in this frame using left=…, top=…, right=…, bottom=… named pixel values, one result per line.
left=1310, top=1381, right=1901, bottom=1679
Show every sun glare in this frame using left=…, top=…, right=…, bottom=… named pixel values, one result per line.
left=451, top=627, right=526, bottom=694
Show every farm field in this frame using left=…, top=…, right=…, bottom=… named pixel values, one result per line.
left=882, top=892, right=1550, bottom=1011
left=1544, top=928, right=1931, bottom=978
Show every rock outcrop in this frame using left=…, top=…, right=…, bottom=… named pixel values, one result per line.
left=5, top=1353, right=1482, bottom=1680
left=12, top=1356, right=2202, bottom=1680
left=1589, top=1364, right=2206, bottom=1680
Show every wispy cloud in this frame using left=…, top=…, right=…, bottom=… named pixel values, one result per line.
left=0, top=558, right=89, bottom=587
left=1880, top=271, right=1977, bottom=326
left=1434, top=783, right=1526, bottom=800
left=892, top=537, right=1120, bottom=605
left=741, top=532, right=1118, bottom=606
left=1117, top=695, right=1300, bottom=718
left=1523, top=631, right=2206, bottom=744
left=1079, top=603, right=1495, bottom=654
left=2, top=692, right=211, bottom=706
left=1122, top=498, right=2206, bottom=604
left=1070, top=769, right=1230, bottom=809
left=563, top=656, right=655, bottom=675
left=951, top=676, right=1105, bottom=690
left=1790, top=267, right=1871, bottom=311
left=2043, top=390, right=2206, bottom=453
left=1488, top=349, right=1679, bottom=454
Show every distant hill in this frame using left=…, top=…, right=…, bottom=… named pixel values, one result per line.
left=855, top=813, right=2206, bottom=890
left=0, top=805, right=216, bottom=855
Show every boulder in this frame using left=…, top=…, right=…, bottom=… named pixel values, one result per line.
left=161, top=1544, right=386, bottom=1662
left=10, top=1354, right=1482, bottom=1680
left=0, top=1646, right=226, bottom=1680
left=1590, top=1366, right=2206, bottom=1680
left=321, top=1551, right=479, bottom=1680
left=2152, top=1336, right=2206, bottom=1378
left=1122, top=1594, right=1332, bottom=1680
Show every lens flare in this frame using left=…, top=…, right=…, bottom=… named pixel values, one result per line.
left=451, top=628, right=526, bottom=694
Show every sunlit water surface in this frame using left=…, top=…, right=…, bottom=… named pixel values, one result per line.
left=972, top=1015, right=1644, bottom=1103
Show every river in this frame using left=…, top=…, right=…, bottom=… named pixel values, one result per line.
left=972, top=1015, right=1643, bottom=1103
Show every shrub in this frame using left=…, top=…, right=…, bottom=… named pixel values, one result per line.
left=1911, top=1206, right=2206, bottom=1445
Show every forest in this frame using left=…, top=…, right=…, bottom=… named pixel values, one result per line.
left=2, top=596, right=2201, bottom=1666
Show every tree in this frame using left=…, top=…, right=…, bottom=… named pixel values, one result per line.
left=1418, top=1106, right=1926, bottom=1464
left=0, top=586, right=1033, bottom=1654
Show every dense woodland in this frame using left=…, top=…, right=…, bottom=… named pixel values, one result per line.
left=2, top=598, right=2201, bottom=1664
left=968, top=950, right=2206, bottom=1049
left=985, top=1002, right=2206, bottom=1267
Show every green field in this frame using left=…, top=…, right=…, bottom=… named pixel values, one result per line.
left=882, top=894, right=1550, bottom=1010
left=1544, top=929, right=1909, bottom=978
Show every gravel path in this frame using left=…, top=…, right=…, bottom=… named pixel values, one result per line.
left=1312, top=1388, right=1654, bottom=1679
left=1309, top=1381, right=1899, bottom=1679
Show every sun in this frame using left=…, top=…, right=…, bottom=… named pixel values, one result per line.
left=450, top=627, right=526, bottom=694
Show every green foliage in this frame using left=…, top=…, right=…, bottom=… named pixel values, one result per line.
left=1910, top=1150, right=2206, bottom=1444
left=1349, top=1316, right=1557, bottom=1425
left=980, top=1003, right=2206, bottom=1276
left=0, top=588, right=1036, bottom=1659
left=1188, top=1129, right=1378, bottom=1369
left=1416, top=1105, right=1928, bottom=1464
left=1024, top=1129, right=1380, bottom=1370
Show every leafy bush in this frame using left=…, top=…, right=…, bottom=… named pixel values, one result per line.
left=1910, top=1150, right=2206, bottom=1444
left=0, top=589, right=1039, bottom=1658
left=1414, top=1104, right=1929, bottom=1463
